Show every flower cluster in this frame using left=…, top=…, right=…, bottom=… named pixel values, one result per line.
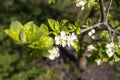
left=54, top=31, right=77, bottom=47
left=88, top=29, right=96, bottom=39
left=106, top=42, right=116, bottom=57
left=48, top=47, right=60, bottom=60
left=87, top=44, right=96, bottom=52
left=76, top=0, right=86, bottom=10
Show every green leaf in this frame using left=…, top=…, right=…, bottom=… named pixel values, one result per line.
left=75, top=19, right=80, bottom=28
left=109, top=59, right=115, bottom=65
left=29, top=36, right=54, bottom=49
left=86, top=18, right=92, bottom=26
left=39, top=23, right=49, bottom=34
left=31, top=49, right=50, bottom=57
left=82, top=25, right=89, bottom=28
left=102, top=57, right=108, bottom=62
left=76, top=27, right=81, bottom=34
left=10, top=21, right=23, bottom=32
left=75, top=20, right=81, bottom=34
left=19, top=30, right=27, bottom=43
left=22, top=21, right=42, bottom=43
left=60, top=19, right=68, bottom=26
left=73, top=40, right=80, bottom=51
left=88, top=0, right=97, bottom=7
left=48, top=19, right=60, bottom=31
left=4, top=21, right=23, bottom=43
left=68, top=23, right=76, bottom=30
left=48, top=0, right=55, bottom=4
left=5, top=29, right=20, bottom=42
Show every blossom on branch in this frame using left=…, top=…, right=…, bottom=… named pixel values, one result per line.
left=54, top=31, right=77, bottom=47
left=87, top=44, right=96, bottom=52
left=55, top=31, right=67, bottom=47
left=48, top=47, right=60, bottom=60
left=66, top=33, right=77, bottom=47
left=106, top=42, right=116, bottom=57
left=76, top=0, right=86, bottom=10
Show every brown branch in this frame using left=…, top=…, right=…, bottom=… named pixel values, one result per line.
left=99, top=0, right=105, bottom=22
left=103, top=23, right=113, bottom=42
left=105, top=0, right=113, bottom=21
left=81, top=22, right=103, bottom=34
left=81, top=21, right=120, bottom=42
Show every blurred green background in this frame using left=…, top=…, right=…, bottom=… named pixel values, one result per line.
left=0, top=0, right=120, bottom=80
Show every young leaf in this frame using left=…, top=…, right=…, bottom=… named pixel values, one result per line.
left=39, top=23, right=49, bottom=34
left=22, top=21, right=42, bottom=43
left=29, top=36, right=54, bottom=49
left=19, top=30, right=27, bottom=43
left=60, top=19, right=68, bottom=26
left=48, top=19, right=60, bottom=31
left=10, top=21, right=23, bottom=32
left=5, top=29, right=20, bottom=42
left=86, top=18, right=92, bottom=26
left=75, top=20, right=81, bottom=34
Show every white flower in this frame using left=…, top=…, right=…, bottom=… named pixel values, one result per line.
left=88, top=29, right=96, bottom=37
left=91, top=35, right=95, bottom=39
left=106, top=42, right=115, bottom=48
left=54, top=31, right=77, bottom=47
left=66, top=33, right=77, bottom=47
left=91, top=29, right=95, bottom=34
left=76, top=0, right=86, bottom=10
left=54, top=31, right=67, bottom=47
left=87, top=45, right=96, bottom=52
left=106, top=42, right=116, bottom=57
left=88, top=31, right=93, bottom=36
left=48, top=47, right=60, bottom=60
left=106, top=48, right=115, bottom=57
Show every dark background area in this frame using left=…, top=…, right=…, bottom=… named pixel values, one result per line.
left=0, top=0, right=120, bottom=80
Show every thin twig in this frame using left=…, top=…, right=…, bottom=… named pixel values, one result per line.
left=81, top=22, right=103, bottom=33
left=99, top=0, right=105, bottom=21
left=103, top=22, right=120, bottom=42
left=105, top=0, right=113, bottom=21
left=104, top=23, right=113, bottom=42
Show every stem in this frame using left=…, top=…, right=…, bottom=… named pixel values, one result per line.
left=104, top=23, right=113, bottom=42
left=99, top=0, right=105, bottom=21
left=81, top=22, right=103, bottom=33
left=105, top=0, right=113, bottom=21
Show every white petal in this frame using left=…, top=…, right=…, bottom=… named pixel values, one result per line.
left=81, top=6, right=84, bottom=10
left=88, top=32, right=93, bottom=36
left=79, top=1, right=85, bottom=6
left=62, top=41, right=66, bottom=47
left=91, top=29, right=95, bottom=34
left=49, top=55, right=55, bottom=60
left=106, top=49, right=115, bottom=57
left=60, top=31, right=66, bottom=37
left=91, top=35, right=95, bottom=39
left=55, top=40, right=60, bottom=45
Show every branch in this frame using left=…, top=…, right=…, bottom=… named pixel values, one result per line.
left=81, top=21, right=120, bottom=42
left=103, top=22, right=120, bottom=42
left=104, top=23, right=113, bottom=42
left=81, top=22, right=103, bottom=34
left=99, top=0, right=105, bottom=21
left=105, top=0, right=113, bottom=20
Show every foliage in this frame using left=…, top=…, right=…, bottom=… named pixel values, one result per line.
left=1, top=0, right=120, bottom=80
